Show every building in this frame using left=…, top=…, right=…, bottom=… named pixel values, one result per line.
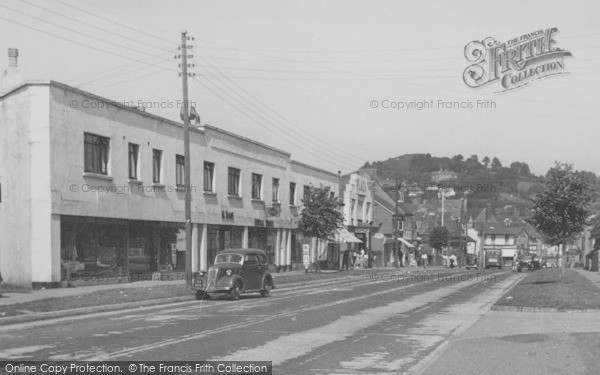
left=339, top=171, right=375, bottom=266
left=0, top=72, right=339, bottom=287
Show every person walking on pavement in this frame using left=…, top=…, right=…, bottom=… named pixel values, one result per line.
left=421, top=252, right=428, bottom=268
left=342, top=250, right=349, bottom=271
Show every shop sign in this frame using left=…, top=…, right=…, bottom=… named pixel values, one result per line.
left=221, top=210, right=234, bottom=222
left=266, top=206, right=280, bottom=216
left=254, top=219, right=265, bottom=227
left=176, top=229, right=186, bottom=252
left=266, top=220, right=274, bottom=228
left=354, top=227, right=369, bottom=234
left=302, top=244, right=310, bottom=267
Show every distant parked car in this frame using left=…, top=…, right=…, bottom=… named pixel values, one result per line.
left=465, top=254, right=479, bottom=270
left=192, top=249, right=274, bottom=300
left=517, top=254, right=540, bottom=272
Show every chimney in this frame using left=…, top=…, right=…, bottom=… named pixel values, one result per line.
left=3, top=48, right=23, bottom=90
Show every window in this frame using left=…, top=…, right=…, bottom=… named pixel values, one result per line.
left=128, top=143, right=139, bottom=180
left=289, top=182, right=296, bottom=205
left=272, top=178, right=280, bottom=202
left=504, top=235, right=510, bottom=244
left=251, top=173, right=262, bottom=199
left=228, top=167, right=241, bottom=196
left=176, top=155, right=185, bottom=187
left=84, top=133, right=109, bottom=174
left=152, top=149, right=162, bottom=183
left=204, top=162, right=214, bottom=192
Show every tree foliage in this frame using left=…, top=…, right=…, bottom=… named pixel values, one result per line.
left=528, top=163, right=593, bottom=246
left=430, top=225, right=450, bottom=251
left=297, top=185, right=344, bottom=242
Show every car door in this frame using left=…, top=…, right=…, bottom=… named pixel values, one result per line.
left=243, top=254, right=261, bottom=290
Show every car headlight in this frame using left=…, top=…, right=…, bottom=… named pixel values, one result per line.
left=226, top=269, right=232, bottom=276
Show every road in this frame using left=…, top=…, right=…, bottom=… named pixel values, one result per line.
left=0, top=269, right=519, bottom=374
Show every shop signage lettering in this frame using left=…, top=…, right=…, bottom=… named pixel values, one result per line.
left=354, top=228, right=369, bottom=234
left=221, top=210, right=234, bottom=222
left=266, top=220, right=274, bottom=228
left=254, top=219, right=265, bottom=227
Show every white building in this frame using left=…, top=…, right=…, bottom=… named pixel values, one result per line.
left=0, top=75, right=339, bottom=287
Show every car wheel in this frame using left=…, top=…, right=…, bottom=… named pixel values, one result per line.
left=195, top=290, right=209, bottom=300
left=260, top=279, right=273, bottom=297
left=229, top=281, right=242, bottom=300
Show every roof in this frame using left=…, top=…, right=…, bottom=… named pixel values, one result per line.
left=482, top=224, right=525, bottom=236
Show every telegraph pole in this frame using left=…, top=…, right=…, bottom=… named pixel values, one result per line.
left=394, top=178, right=400, bottom=268
left=179, top=30, right=194, bottom=285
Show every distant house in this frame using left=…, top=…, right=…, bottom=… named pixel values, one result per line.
left=430, top=169, right=458, bottom=183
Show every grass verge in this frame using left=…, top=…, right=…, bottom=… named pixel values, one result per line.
left=495, top=268, right=600, bottom=310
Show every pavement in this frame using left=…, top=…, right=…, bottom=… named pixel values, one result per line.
left=575, top=267, right=600, bottom=286
left=416, top=268, right=600, bottom=375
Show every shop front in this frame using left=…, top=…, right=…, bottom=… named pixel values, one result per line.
left=60, top=216, right=185, bottom=284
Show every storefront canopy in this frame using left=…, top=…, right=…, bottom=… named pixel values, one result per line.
left=383, top=237, right=415, bottom=248
left=337, top=228, right=363, bottom=243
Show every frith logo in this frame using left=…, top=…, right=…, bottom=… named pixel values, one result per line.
left=463, top=28, right=572, bottom=92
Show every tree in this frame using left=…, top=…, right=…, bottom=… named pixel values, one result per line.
left=451, top=154, right=464, bottom=162
left=430, top=225, right=450, bottom=266
left=491, top=157, right=502, bottom=170
left=528, top=163, right=593, bottom=281
left=298, top=185, right=345, bottom=270
left=482, top=156, right=490, bottom=168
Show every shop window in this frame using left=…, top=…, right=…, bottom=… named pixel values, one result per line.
left=84, top=132, right=109, bottom=175
left=128, top=143, right=139, bottom=180
left=252, top=173, right=262, bottom=199
left=204, top=161, right=214, bottom=192
left=228, top=167, right=241, bottom=196
left=153, top=149, right=162, bottom=183
left=176, top=155, right=185, bottom=187
left=60, top=217, right=127, bottom=281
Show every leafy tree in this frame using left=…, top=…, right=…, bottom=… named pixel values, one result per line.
left=510, top=161, right=531, bottom=177
left=430, top=225, right=450, bottom=265
left=298, top=185, right=344, bottom=241
left=482, top=156, right=490, bottom=168
left=491, top=157, right=502, bottom=170
left=528, top=163, right=593, bottom=280
left=298, top=185, right=344, bottom=271
left=451, top=154, right=464, bottom=162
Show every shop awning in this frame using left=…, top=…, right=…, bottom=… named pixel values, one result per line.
left=337, top=228, right=363, bottom=243
left=383, top=237, right=415, bottom=248
left=398, top=238, right=415, bottom=248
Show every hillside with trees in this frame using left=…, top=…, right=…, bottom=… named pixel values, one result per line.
left=362, top=154, right=599, bottom=217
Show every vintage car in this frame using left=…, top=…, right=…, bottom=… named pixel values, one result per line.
left=465, top=254, right=479, bottom=270
left=517, top=254, right=540, bottom=272
left=191, top=248, right=275, bottom=300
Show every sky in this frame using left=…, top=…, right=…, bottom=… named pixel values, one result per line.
left=1, top=0, right=599, bottom=176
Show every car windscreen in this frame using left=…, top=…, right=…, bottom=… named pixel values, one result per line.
left=215, top=253, right=243, bottom=264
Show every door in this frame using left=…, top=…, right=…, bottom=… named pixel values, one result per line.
left=243, top=253, right=261, bottom=290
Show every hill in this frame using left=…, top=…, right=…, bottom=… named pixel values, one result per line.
left=362, top=153, right=545, bottom=216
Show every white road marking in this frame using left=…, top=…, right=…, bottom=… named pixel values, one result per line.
left=208, top=279, right=487, bottom=365
left=0, top=345, right=55, bottom=359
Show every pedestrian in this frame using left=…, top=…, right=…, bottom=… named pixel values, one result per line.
left=421, top=253, right=428, bottom=269
left=342, top=250, right=349, bottom=270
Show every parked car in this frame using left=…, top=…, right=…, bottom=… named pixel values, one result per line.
left=517, top=254, right=540, bottom=272
left=191, top=248, right=275, bottom=300
left=465, top=254, right=479, bottom=270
